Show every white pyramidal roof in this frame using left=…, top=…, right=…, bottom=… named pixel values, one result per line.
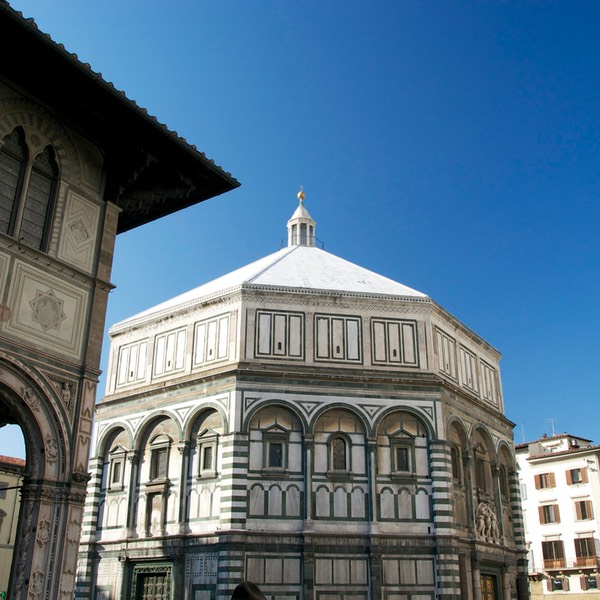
left=112, top=193, right=428, bottom=330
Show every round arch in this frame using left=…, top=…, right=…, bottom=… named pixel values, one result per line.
left=243, top=399, right=308, bottom=435
left=183, top=402, right=230, bottom=440
left=133, top=410, right=183, bottom=452
left=309, top=402, right=368, bottom=436
left=0, top=353, right=74, bottom=600
left=373, top=406, right=435, bottom=440
left=95, top=422, right=134, bottom=459
left=470, top=424, right=498, bottom=464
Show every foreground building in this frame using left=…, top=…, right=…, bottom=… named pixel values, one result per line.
left=80, top=193, right=529, bottom=600
left=0, top=3, right=238, bottom=599
left=516, top=434, right=600, bottom=598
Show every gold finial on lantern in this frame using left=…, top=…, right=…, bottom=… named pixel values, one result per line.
left=297, top=186, right=305, bottom=203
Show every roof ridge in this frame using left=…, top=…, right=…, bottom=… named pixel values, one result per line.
left=246, top=246, right=296, bottom=283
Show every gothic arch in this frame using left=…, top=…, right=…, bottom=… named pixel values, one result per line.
left=0, top=98, right=80, bottom=182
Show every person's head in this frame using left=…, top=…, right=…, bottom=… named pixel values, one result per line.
left=230, top=581, right=267, bottom=600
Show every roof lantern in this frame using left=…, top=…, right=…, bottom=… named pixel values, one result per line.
left=287, top=188, right=316, bottom=247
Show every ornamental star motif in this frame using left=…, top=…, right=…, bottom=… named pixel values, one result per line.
left=30, top=289, right=67, bottom=332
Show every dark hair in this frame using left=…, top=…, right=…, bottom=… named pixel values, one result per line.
left=231, top=581, right=267, bottom=600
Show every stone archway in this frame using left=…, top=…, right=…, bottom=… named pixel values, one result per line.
left=0, top=354, right=85, bottom=600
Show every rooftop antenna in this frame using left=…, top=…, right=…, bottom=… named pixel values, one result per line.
left=545, top=418, right=556, bottom=437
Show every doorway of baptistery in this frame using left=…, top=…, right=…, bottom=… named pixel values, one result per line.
left=481, top=573, right=500, bottom=600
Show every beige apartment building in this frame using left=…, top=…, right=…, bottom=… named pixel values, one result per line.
left=516, top=434, right=600, bottom=599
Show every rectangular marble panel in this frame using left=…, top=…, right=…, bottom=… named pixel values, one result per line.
left=289, top=315, right=303, bottom=357
left=57, top=190, right=100, bottom=274
left=7, top=261, right=87, bottom=358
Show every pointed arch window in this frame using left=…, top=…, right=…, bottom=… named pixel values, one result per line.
left=0, top=128, right=58, bottom=251
left=0, top=128, right=27, bottom=235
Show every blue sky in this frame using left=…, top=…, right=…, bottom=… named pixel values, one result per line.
left=3, top=1, right=599, bottom=456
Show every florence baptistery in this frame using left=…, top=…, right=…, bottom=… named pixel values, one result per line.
left=77, top=191, right=528, bottom=600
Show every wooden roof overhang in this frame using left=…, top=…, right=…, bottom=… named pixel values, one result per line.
left=0, top=1, right=240, bottom=233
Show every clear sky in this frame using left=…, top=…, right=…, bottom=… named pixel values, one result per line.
left=2, top=1, right=599, bottom=456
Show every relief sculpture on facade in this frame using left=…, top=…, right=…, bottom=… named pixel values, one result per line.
left=476, top=501, right=501, bottom=542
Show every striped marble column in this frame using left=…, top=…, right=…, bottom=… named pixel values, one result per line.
left=75, top=454, right=103, bottom=599
left=429, top=440, right=462, bottom=600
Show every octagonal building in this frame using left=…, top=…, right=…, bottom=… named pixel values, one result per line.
left=78, top=192, right=528, bottom=600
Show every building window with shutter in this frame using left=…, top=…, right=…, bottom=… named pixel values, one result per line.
left=575, top=537, right=597, bottom=567
left=547, top=578, right=569, bottom=592
left=539, top=504, right=561, bottom=524
left=566, top=467, right=587, bottom=485
left=542, top=540, right=565, bottom=569
left=581, top=576, right=599, bottom=590
left=534, top=472, right=555, bottom=489
left=0, top=128, right=59, bottom=252
left=575, top=500, right=593, bottom=521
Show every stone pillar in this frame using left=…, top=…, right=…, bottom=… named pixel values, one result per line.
left=367, top=438, right=377, bottom=526
left=126, top=450, right=140, bottom=537
left=303, top=551, right=315, bottom=600
left=508, top=469, right=530, bottom=600
left=176, top=441, right=190, bottom=534
left=463, top=451, right=475, bottom=535
left=304, top=435, right=313, bottom=522
left=430, top=440, right=462, bottom=600
left=75, top=456, right=103, bottom=599
left=369, top=551, right=382, bottom=600
left=491, top=465, right=504, bottom=539
left=471, top=559, right=482, bottom=600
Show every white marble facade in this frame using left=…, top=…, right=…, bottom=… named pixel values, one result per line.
left=79, top=194, right=528, bottom=600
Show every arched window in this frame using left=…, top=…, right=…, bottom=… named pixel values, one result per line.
left=0, top=127, right=27, bottom=235
left=20, top=146, right=59, bottom=250
left=330, top=436, right=348, bottom=471
left=0, top=128, right=58, bottom=251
